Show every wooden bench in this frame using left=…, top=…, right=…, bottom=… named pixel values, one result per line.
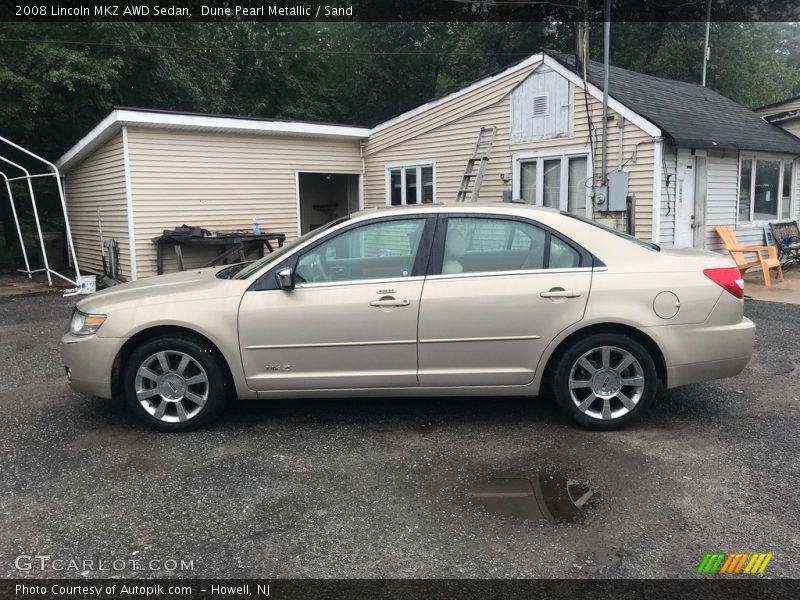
left=715, top=225, right=784, bottom=287
left=769, top=220, right=800, bottom=269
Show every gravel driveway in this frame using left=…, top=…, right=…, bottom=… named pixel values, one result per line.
left=1, top=294, right=798, bottom=578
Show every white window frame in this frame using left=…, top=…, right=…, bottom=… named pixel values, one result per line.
left=736, top=153, right=796, bottom=226
left=385, top=161, right=436, bottom=206
left=511, top=149, right=593, bottom=217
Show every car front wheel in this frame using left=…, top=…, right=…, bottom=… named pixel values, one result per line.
left=552, top=333, right=658, bottom=430
left=123, top=335, right=229, bottom=432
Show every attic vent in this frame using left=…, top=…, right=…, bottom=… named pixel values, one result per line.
left=532, top=94, right=549, bottom=117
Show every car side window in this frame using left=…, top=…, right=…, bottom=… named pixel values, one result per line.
left=441, top=217, right=579, bottom=274
left=549, top=235, right=581, bottom=268
left=296, top=218, right=427, bottom=284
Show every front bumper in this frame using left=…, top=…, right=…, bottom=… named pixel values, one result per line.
left=643, top=317, right=755, bottom=388
left=61, top=333, right=126, bottom=399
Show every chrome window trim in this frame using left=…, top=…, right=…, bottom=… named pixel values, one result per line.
left=294, top=275, right=426, bottom=290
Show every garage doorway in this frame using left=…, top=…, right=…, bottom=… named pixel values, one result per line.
left=297, top=173, right=361, bottom=235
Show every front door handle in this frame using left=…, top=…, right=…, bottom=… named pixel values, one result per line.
left=540, top=288, right=582, bottom=299
left=369, top=298, right=410, bottom=307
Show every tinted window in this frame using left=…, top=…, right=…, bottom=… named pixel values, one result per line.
left=549, top=235, right=581, bottom=268
left=296, top=219, right=426, bottom=284
left=442, top=217, right=581, bottom=275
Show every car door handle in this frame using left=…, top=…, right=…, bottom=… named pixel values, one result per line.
left=369, top=298, right=410, bottom=307
left=540, top=288, right=582, bottom=298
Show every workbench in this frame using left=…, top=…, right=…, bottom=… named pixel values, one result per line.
left=154, top=232, right=286, bottom=275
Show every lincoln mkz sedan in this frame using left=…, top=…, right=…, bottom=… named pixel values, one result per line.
left=62, top=205, right=755, bottom=431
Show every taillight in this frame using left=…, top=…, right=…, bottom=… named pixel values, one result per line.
left=703, top=267, right=744, bottom=299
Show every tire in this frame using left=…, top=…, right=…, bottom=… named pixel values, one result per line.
left=551, top=332, right=658, bottom=430
left=123, top=334, right=230, bottom=432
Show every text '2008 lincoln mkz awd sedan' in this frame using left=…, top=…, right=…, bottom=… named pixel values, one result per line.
left=62, top=205, right=754, bottom=431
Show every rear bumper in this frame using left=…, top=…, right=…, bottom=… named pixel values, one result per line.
left=642, top=317, right=755, bottom=388
left=61, top=333, right=125, bottom=399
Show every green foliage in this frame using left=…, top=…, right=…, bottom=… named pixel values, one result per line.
left=0, top=21, right=798, bottom=262
left=604, top=22, right=799, bottom=108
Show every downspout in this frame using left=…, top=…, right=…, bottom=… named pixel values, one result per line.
left=601, top=0, right=611, bottom=184
left=652, top=137, right=664, bottom=244
left=618, top=116, right=625, bottom=169
left=121, top=126, right=138, bottom=281
left=359, top=140, right=366, bottom=211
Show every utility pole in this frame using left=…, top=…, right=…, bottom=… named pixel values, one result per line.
left=601, top=0, right=610, bottom=184
left=702, top=0, right=711, bottom=86
left=575, top=0, right=588, bottom=74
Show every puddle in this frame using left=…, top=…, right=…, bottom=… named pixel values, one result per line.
left=468, top=469, right=599, bottom=524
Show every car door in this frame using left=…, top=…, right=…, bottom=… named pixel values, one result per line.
left=417, top=215, right=592, bottom=387
left=238, top=215, right=434, bottom=391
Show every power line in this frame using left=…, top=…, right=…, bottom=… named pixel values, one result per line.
left=0, top=37, right=539, bottom=57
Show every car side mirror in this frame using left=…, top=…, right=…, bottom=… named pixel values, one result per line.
left=275, top=267, right=295, bottom=290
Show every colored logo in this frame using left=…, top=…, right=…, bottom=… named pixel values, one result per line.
left=696, top=552, right=773, bottom=575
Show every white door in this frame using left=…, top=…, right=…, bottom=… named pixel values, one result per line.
left=674, top=150, right=696, bottom=247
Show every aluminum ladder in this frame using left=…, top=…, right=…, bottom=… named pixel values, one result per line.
left=456, top=126, right=496, bottom=202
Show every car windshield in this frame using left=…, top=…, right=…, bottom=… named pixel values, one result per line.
left=562, top=212, right=660, bottom=252
left=232, top=217, right=350, bottom=279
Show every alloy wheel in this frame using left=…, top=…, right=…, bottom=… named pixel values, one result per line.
left=134, top=350, right=209, bottom=423
left=568, top=345, right=645, bottom=421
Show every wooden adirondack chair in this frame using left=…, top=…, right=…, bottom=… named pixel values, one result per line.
left=715, top=225, right=784, bottom=287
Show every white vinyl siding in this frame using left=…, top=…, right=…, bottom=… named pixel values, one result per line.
left=126, top=128, right=362, bottom=278
left=63, top=133, right=132, bottom=279
left=703, top=151, right=740, bottom=251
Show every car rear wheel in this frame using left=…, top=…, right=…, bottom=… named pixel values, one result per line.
left=123, top=335, right=229, bottom=432
left=552, top=333, right=658, bottom=430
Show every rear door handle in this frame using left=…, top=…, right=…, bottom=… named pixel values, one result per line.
left=369, top=298, right=410, bottom=307
left=540, top=288, right=582, bottom=299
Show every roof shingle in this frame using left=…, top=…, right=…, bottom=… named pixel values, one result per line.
left=546, top=51, right=800, bottom=155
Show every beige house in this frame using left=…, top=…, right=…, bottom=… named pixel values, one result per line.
left=57, top=51, right=800, bottom=281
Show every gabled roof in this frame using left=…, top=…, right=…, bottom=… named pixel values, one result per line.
left=56, top=107, right=370, bottom=172
left=370, top=52, right=660, bottom=138
left=545, top=51, right=800, bottom=155
left=754, top=95, right=800, bottom=113
left=58, top=51, right=800, bottom=172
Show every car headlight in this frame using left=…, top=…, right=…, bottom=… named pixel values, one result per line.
left=69, top=309, right=107, bottom=336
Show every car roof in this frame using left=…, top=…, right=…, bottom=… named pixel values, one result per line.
left=350, top=203, right=560, bottom=220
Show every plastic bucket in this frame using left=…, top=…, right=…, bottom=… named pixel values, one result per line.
left=78, top=275, right=96, bottom=295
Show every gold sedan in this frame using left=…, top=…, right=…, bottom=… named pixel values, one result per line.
left=62, top=205, right=754, bottom=431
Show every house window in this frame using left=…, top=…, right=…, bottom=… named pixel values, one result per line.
left=532, top=94, right=549, bottom=117
left=515, top=152, right=590, bottom=216
left=738, top=156, right=795, bottom=223
left=387, top=163, right=435, bottom=205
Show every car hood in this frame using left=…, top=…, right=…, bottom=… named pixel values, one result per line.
left=76, top=268, right=244, bottom=313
